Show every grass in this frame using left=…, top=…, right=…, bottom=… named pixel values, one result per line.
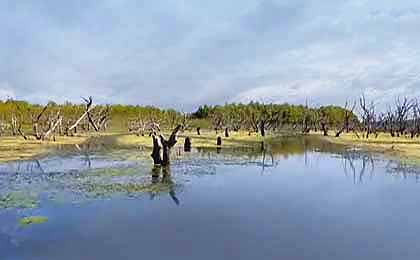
left=320, top=132, right=420, bottom=164
left=2, top=129, right=420, bottom=165
left=0, top=130, right=266, bottom=162
left=114, top=130, right=265, bottom=148
left=0, top=135, right=88, bottom=162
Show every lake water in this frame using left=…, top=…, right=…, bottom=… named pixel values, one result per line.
left=1, top=137, right=420, bottom=260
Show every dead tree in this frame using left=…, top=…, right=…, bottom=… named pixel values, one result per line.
left=394, top=97, right=413, bottom=137
left=66, top=99, right=95, bottom=135
left=150, top=124, right=182, bottom=166
left=31, top=104, right=49, bottom=140
left=41, top=111, right=62, bottom=140
left=335, top=101, right=356, bottom=137
left=28, top=104, right=63, bottom=141
left=359, top=95, right=377, bottom=139
left=409, top=99, right=420, bottom=138
left=384, top=106, right=396, bottom=137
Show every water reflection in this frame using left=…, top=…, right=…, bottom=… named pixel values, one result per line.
left=151, top=166, right=180, bottom=205
left=2, top=137, right=420, bottom=260
left=0, top=137, right=419, bottom=211
left=341, top=150, right=375, bottom=184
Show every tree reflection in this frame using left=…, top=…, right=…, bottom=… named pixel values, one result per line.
left=149, top=166, right=180, bottom=205
left=341, top=150, right=375, bottom=184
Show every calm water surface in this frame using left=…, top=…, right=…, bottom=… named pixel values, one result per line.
left=1, top=137, right=419, bottom=260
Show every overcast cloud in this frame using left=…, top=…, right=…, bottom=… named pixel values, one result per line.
left=1, top=0, right=420, bottom=111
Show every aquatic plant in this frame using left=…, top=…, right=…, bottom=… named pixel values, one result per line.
left=19, top=216, right=48, bottom=227
left=0, top=192, right=39, bottom=209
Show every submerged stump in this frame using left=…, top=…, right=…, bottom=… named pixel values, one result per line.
left=150, top=125, right=182, bottom=166
left=184, top=137, right=192, bottom=152
left=217, top=136, right=222, bottom=146
left=225, top=128, right=229, bottom=138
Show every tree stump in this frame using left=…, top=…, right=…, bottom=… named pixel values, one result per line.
left=217, top=136, right=222, bottom=146
left=151, top=125, right=182, bottom=166
left=196, top=127, right=201, bottom=135
left=184, top=137, right=191, bottom=152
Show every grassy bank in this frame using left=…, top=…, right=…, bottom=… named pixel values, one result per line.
left=114, top=130, right=265, bottom=148
left=0, top=135, right=89, bottom=162
left=2, top=130, right=420, bottom=164
left=321, top=132, right=420, bottom=164
left=0, top=130, right=266, bottom=162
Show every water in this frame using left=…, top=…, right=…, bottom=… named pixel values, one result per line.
left=1, top=137, right=420, bottom=260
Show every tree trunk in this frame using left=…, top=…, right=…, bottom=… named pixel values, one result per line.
left=196, top=127, right=201, bottom=135
left=217, top=136, right=222, bottom=146
left=184, top=137, right=191, bottom=152
left=151, top=135, right=162, bottom=165
left=260, top=122, right=265, bottom=137
left=150, top=125, right=182, bottom=166
left=321, top=123, right=328, bottom=136
left=225, top=128, right=229, bottom=138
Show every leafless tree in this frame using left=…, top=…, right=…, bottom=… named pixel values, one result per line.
left=359, top=95, right=377, bottom=138
left=335, top=101, right=356, bottom=137
left=394, top=97, right=413, bottom=137
left=409, top=99, right=420, bottom=138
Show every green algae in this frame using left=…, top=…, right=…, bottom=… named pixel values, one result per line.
left=19, top=216, right=48, bottom=227
left=0, top=192, right=39, bottom=209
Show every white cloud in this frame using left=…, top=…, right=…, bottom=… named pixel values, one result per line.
left=0, top=82, right=16, bottom=101
left=1, top=0, right=420, bottom=110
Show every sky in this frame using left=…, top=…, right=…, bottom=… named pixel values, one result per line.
left=1, top=0, right=420, bottom=111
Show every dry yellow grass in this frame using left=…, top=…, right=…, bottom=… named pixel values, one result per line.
left=113, top=130, right=265, bottom=148
left=320, top=132, right=420, bottom=164
left=4, top=129, right=420, bottom=164
left=0, top=135, right=88, bottom=162
left=0, top=130, right=266, bottom=162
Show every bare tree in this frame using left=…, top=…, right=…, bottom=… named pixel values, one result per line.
left=335, top=101, right=356, bottom=137
left=66, top=98, right=95, bottom=134
left=359, top=95, right=377, bottom=139
left=394, top=97, right=413, bottom=137
left=409, top=99, right=420, bottom=138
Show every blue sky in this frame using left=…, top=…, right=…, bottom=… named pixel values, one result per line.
left=1, top=0, right=420, bottom=111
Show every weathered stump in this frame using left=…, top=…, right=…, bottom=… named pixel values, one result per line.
left=150, top=125, right=182, bottom=166
left=184, top=137, right=191, bottom=152
left=217, top=136, right=222, bottom=146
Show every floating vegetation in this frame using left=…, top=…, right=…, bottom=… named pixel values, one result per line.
left=82, top=181, right=178, bottom=198
left=0, top=192, right=39, bottom=209
left=19, top=216, right=48, bottom=227
left=83, top=167, right=144, bottom=178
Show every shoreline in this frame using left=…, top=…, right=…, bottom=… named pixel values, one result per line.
left=2, top=131, right=420, bottom=165
left=319, top=133, right=420, bottom=165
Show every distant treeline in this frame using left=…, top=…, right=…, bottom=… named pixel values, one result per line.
left=0, top=98, right=358, bottom=138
